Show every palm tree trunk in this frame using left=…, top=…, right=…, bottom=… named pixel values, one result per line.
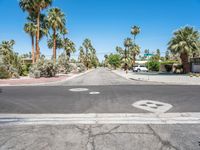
left=36, top=11, right=40, bottom=62
left=132, top=53, right=136, bottom=67
left=31, top=36, right=35, bottom=64
left=67, top=52, right=71, bottom=59
left=53, top=30, right=57, bottom=64
left=180, top=52, right=190, bottom=73
left=134, top=35, right=136, bottom=43
left=86, top=48, right=88, bottom=70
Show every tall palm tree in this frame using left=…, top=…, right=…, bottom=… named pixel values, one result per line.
left=131, top=26, right=140, bottom=42
left=61, top=28, right=68, bottom=38
left=124, top=38, right=133, bottom=49
left=123, top=38, right=133, bottom=72
left=63, top=38, right=76, bottom=59
left=124, top=38, right=133, bottom=58
left=78, top=46, right=85, bottom=64
left=24, top=13, right=48, bottom=64
left=129, top=44, right=140, bottom=66
left=47, top=34, right=63, bottom=51
left=47, top=8, right=66, bottom=63
left=83, top=38, right=91, bottom=69
left=24, top=22, right=37, bottom=63
left=168, top=26, right=200, bottom=73
left=131, top=26, right=141, bottom=66
left=19, top=0, right=52, bottom=62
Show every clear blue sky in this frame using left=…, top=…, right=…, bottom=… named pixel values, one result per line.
left=0, top=0, right=200, bottom=61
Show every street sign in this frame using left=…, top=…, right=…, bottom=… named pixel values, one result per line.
left=144, top=53, right=154, bottom=57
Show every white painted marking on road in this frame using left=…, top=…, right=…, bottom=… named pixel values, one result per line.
left=0, top=113, right=200, bottom=125
left=132, top=100, right=173, bottom=113
left=89, top=92, right=100, bottom=95
left=69, top=88, right=89, bottom=92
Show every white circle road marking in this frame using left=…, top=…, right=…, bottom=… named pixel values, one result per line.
left=69, top=88, right=89, bottom=92
left=132, top=100, right=173, bottom=113
left=89, top=92, right=100, bottom=95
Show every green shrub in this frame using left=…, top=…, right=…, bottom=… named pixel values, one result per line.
left=29, top=59, right=57, bottom=78
left=8, top=66, right=20, bottom=78
left=146, top=61, right=160, bottom=72
left=108, top=54, right=121, bottom=69
left=160, top=61, right=180, bottom=72
left=160, top=60, right=179, bottom=65
left=0, top=66, right=10, bottom=79
left=20, top=64, right=31, bottom=76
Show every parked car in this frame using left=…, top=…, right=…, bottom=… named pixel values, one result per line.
left=133, top=65, right=148, bottom=72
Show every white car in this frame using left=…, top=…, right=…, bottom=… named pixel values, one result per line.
left=133, top=65, right=148, bottom=72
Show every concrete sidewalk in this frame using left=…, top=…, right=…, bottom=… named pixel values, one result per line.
left=0, top=69, right=93, bottom=86
left=0, top=124, right=199, bottom=150
left=112, top=69, right=200, bottom=85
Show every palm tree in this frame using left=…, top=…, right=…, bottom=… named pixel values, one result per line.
left=24, top=13, right=48, bottom=64
left=78, top=46, right=85, bottom=64
left=63, top=38, right=76, bottom=59
left=24, top=22, right=37, bottom=63
left=19, top=0, right=52, bottom=62
left=131, top=26, right=140, bottom=42
left=129, top=44, right=140, bottom=66
left=83, top=38, right=92, bottom=69
left=47, top=34, right=63, bottom=51
left=168, top=26, right=200, bottom=73
left=124, top=38, right=133, bottom=49
left=61, top=28, right=68, bottom=38
left=131, top=25, right=141, bottom=66
left=47, top=8, right=66, bottom=63
left=123, top=38, right=133, bottom=60
left=123, top=38, right=133, bottom=72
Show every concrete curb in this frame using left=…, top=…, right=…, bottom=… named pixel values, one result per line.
left=1, top=113, right=200, bottom=125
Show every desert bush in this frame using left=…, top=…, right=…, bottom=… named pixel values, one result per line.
left=160, top=61, right=180, bottom=72
left=57, top=54, right=71, bottom=73
left=146, top=61, right=160, bottom=72
left=29, top=59, right=57, bottom=78
left=69, top=63, right=78, bottom=73
left=20, top=64, right=31, bottom=76
left=77, top=63, right=86, bottom=72
left=0, top=65, right=10, bottom=79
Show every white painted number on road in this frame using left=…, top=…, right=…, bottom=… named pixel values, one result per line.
left=69, top=88, right=89, bottom=92
left=89, top=92, right=100, bottom=95
left=132, top=100, right=173, bottom=113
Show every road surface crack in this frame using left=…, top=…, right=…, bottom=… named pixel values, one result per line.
left=147, top=125, right=179, bottom=150
left=74, top=125, right=155, bottom=150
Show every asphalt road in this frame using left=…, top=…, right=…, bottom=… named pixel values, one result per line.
left=1, top=68, right=200, bottom=150
left=0, top=68, right=200, bottom=114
